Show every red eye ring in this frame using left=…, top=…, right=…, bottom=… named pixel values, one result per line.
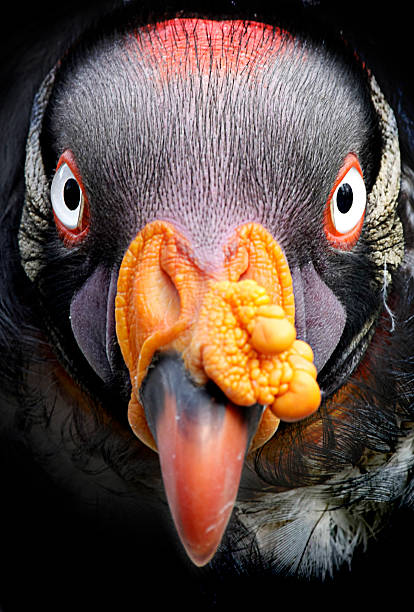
left=52, top=149, right=90, bottom=246
left=324, top=153, right=366, bottom=251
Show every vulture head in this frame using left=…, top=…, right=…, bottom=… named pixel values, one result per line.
left=2, top=0, right=414, bottom=587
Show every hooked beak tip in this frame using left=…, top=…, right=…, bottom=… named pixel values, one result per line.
left=140, top=354, right=263, bottom=566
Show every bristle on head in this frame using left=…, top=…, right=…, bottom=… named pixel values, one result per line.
left=128, top=19, right=293, bottom=78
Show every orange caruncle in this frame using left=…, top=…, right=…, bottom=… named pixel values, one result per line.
left=115, top=220, right=321, bottom=450
left=190, top=279, right=320, bottom=421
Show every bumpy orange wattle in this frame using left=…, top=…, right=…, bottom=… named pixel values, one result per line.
left=115, top=221, right=320, bottom=450
left=190, top=280, right=320, bottom=422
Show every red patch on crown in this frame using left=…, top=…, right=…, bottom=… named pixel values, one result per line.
left=127, top=18, right=292, bottom=76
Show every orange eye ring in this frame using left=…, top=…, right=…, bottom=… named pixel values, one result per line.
left=52, top=149, right=90, bottom=246
left=324, top=153, right=366, bottom=251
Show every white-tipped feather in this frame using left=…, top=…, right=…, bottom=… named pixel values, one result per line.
left=236, top=430, right=414, bottom=577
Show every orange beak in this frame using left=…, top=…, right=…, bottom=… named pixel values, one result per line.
left=115, top=221, right=320, bottom=565
left=140, top=353, right=263, bottom=565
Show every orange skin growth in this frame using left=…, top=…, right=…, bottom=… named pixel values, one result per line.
left=115, top=221, right=321, bottom=450
left=189, top=281, right=320, bottom=419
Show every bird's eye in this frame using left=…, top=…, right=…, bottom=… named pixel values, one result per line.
left=324, top=154, right=366, bottom=250
left=51, top=150, right=89, bottom=244
left=51, top=164, right=83, bottom=229
left=331, top=166, right=366, bottom=234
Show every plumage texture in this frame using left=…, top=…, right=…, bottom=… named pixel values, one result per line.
left=1, top=1, right=414, bottom=609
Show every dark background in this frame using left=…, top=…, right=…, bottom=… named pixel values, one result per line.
left=0, top=1, right=413, bottom=609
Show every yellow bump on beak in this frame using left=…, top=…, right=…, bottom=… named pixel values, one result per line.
left=115, top=220, right=321, bottom=451
left=190, top=279, right=321, bottom=421
left=250, top=307, right=296, bottom=354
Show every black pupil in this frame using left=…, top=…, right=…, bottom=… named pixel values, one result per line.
left=64, top=178, right=81, bottom=211
left=336, top=183, right=353, bottom=214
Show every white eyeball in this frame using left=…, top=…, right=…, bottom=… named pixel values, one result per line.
left=330, top=166, right=366, bottom=234
left=51, top=162, right=84, bottom=229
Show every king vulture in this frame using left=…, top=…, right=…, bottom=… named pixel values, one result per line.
left=1, top=0, right=414, bottom=608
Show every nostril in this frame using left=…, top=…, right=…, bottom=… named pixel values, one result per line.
left=158, top=267, right=181, bottom=325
